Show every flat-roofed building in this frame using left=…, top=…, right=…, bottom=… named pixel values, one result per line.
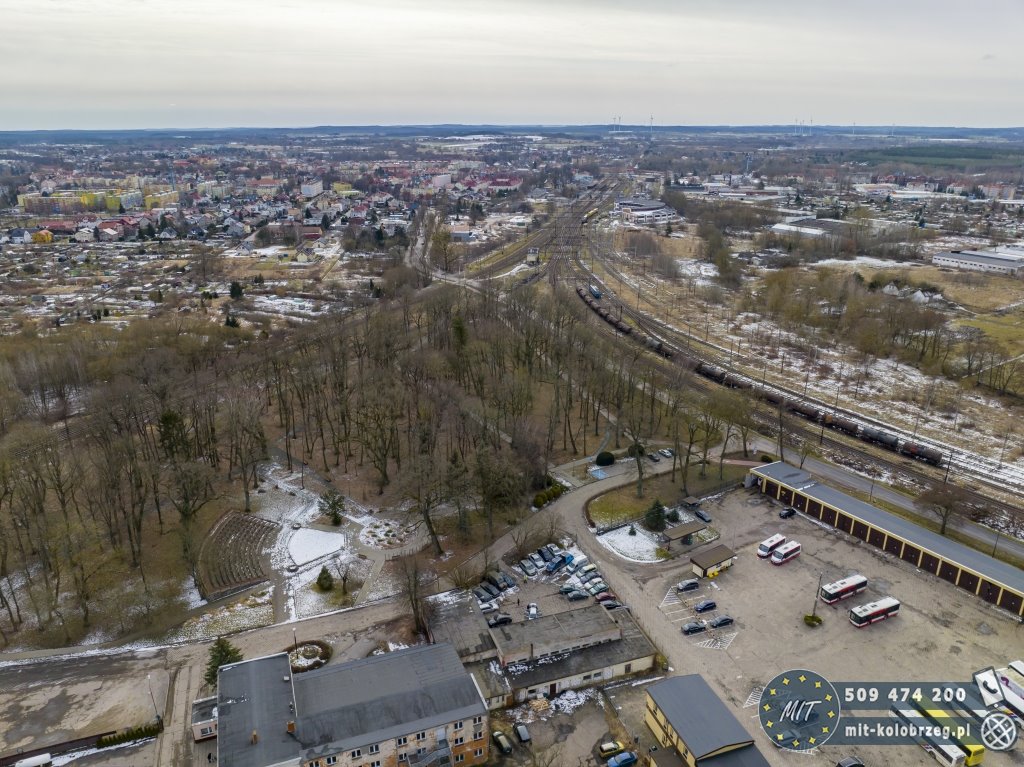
left=932, top=249, right=1024, bottom=275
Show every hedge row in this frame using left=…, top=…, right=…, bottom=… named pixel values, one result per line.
left=533, top=481, right=566, bottom=509
left=97, top=721, right=163, bottom=748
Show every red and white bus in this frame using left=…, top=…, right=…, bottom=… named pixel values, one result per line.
left=770, top=540, right=801, bottom=565
left=819, top=574, right=868, bottom=604
left=757, top=534, right=786, bottom=559
left=849, top=596, right=900, bottom=627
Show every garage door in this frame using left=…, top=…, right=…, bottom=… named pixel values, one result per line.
left=763, top=480, right=779, bottom=499
left=852, top=521, right=869, bottom=541
left=821, top=506, right=836, bottom=526
left=836, top=513, right=852, bottom=533
left=938, top=561, right=959, bottom=584
left=979, top=579, right=1000, bottom=603
left=779, top=487, right=793, bottom=504
left=957, top=570, right=979, bottom=594
left=806, top=500, right=822, bottom=519
left=793, top=494, right=807, bottom=511
left=998, top=589, right=1022, bottom=615
left=883, top=536, right=903, bottom=556
left=900, top=543, right=920, bottom=566
left=919, top=552, right=940, bottom=575
left=867, top=527, right=886, bottom=549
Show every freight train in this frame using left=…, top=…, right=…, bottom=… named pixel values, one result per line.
left=574, top=285, right=942, bottom=467
left=575, top=286, right=672, bottom=358
left=694, top=362, right=944, bottom=466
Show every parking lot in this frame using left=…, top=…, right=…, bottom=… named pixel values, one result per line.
left=628, top=488, right=1023, bottom=767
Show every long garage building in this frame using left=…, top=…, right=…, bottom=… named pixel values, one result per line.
left=748, top=462, right=1024, bottom=617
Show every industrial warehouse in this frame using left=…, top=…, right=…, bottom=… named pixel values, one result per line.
left=748, top=462, right=1024, bottom=617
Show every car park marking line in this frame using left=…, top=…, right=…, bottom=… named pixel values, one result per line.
left=661, top=607, right=689, bottom=617
left=743, top=686, right=764, bottom=708
left=695, top=632, right=737, bottom=650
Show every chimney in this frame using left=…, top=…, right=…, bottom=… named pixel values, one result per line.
left=287, top=721, right=296, bottom=735
left=251, top=730, right=259, bottom=745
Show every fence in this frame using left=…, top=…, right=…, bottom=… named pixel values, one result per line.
left=0, top=731, right=116, bottom=767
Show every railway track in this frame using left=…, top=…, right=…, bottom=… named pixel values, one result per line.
left=553, top=224, right=1024, bottom=532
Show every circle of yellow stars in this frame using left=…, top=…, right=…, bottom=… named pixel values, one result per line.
left=758, top=669, right=841, bottom=751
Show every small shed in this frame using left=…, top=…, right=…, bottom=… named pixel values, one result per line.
left=682, top=496, right=701, bottom=508
left=191, top=696, right=218, bottom=741
left=690, top=544, right=736, bottom=578
left=663, top=520, right=706, bottom=548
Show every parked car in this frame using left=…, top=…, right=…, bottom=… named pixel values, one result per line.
left=526, top=602, right=539, bottom=619
left=579, top=570, right=603, bottom=584
left=473, top=587, right=491, bottom=602
left=598, top=741, right=625, bottom=759
left=479, top=582, right=500, bottom=599
left=586, top=581, right=610, bottom=595
left=493, top=731, right=514, bottom=755
left=488, top=613, right=513, bottom=628
left=565, top=590, right=589, bottom=601
left=545, top=553, right=572, bottom=574
left=565, top=556, right=588, bottom=573
left=709, top=614, right=734, bottom=629
left=528, top=552, right=545, bottom=569
left=694, top=508, right=712, bottom=523
left=578, top=563, right=598, bottom=577
left=676, top=579, right=700, bottom=592
left=544, top=543, right=563, bottom=558
left=484, top=573, right=506, bottom=591
left=537, top=547, right=554, bottom=563
left=694, top=599, right=717, bottom=613
left=514, top=724, right=531, bottom=744
left=594, top=591, right=617, bottom=602
left=682, top=621, right=707, bottom=635
left=607, top=751, right=638, bottom=767
left=835, top=758, right=865, bottom=767
left=559, top=584, right=578, bottom=595
left=658, top=448, right=674, bottom=458
left=479, top=601, right=499, bottom=614
left=647, top=452, right=661, bottom=462
left=780, top=506, right=797, bottom=519
left=519, top=558, right=538, bottom=577
left=496, top=571, right=516, bottom=590
left=602, top=600, right=624, bottom=610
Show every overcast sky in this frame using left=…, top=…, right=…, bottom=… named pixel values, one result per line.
left=3, top=0, right=1022, bottom=130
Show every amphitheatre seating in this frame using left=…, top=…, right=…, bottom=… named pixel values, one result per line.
left=197, top=512, right=279, bottom=601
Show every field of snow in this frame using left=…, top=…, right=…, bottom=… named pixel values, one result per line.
left=595, top=525, right=663, bottom=562
left=288, top=528, right=348, bottom=566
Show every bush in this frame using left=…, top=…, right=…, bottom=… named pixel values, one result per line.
left=803, top=614, right=823, bottom=627
left=595, top=451, right=615, bottom=467
left=760, top=454, right=773, bottom=462
left=97, top=721, right=164, bottom=748
left=655, top=547, right=670, bottom=560
left=666, top=509, right=680, bottom=523
left=626, top=443, right=646, bottom=458
left=533, top=493, right=548, bottom=508
left=317, top=566, right=334, bottom=591
left=628, top=525, right=637, bottom=536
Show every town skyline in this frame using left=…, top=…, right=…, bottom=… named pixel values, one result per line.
left=3, top=0, right=1022, bottom=130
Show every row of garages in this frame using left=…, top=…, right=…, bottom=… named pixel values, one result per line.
left=748, top=462, right=1024, bottom=617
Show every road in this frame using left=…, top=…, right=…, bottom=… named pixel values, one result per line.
left=771, top=439, right=1024, bottom=561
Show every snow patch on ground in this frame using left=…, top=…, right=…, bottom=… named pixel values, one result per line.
left=179, top=579, right=207, bottom=611
left=809, top=256, right=918, bottom=269
left=595, top=525, right=664, bottom=563
left=288, top=528, right=348, bottom=566
left=505, top=688, right=602, bottom=724
left=675, top=258, right=719, bottom=285
left=166, top=590, right=274, bottom=643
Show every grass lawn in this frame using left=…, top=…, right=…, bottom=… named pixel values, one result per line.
left=587, top=463, right=748, bottom=527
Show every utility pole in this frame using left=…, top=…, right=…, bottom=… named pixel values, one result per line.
left=811, top=572, right=823, bottom=618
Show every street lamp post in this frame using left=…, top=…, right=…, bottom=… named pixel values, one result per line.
left=147, top=674, right=160, bottom=721
left=292, top=627, right=298, bottom=655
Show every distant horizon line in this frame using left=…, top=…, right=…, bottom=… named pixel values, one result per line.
left=2, top=122, right=1024, bottom=135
